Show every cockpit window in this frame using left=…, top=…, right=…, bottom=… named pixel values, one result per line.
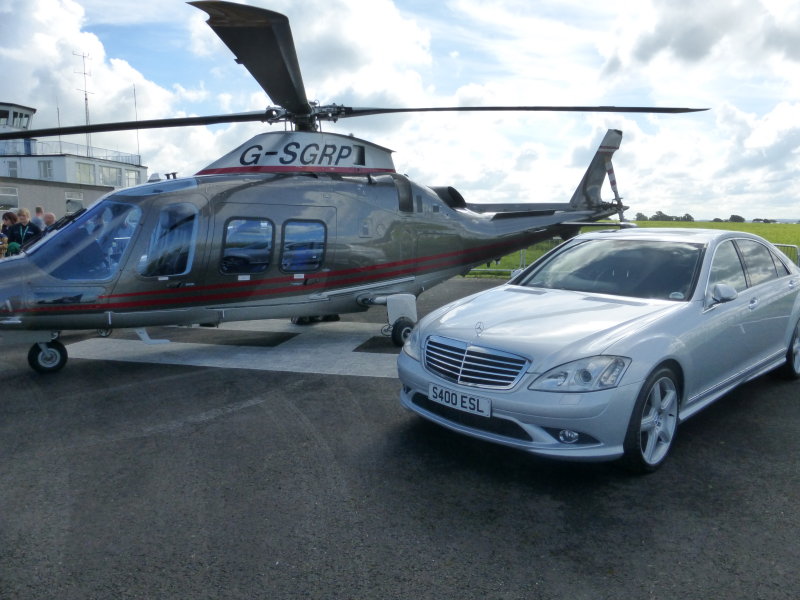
left=27, top=201, right=141, bottom=281
left=137, top=203, right=198, bottom=277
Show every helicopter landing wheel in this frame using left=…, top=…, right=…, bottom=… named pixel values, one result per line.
left=391, top=317, right=415, bottom=347
left=97, top=328, right=113, bottom=337
left=291, top=316, right=312, bottom=325
left=28, top=340, right=68, bottom=374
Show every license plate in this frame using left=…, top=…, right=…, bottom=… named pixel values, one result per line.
left=428, top=383, right=491, bottom=418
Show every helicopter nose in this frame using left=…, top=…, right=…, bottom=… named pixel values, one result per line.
left=0, top=261, right=29, bottom=319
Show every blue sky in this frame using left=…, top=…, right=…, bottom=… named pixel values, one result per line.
left=2, top=0, right=799, bottom=220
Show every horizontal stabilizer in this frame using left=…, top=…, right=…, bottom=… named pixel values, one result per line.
left=468, top=202, right=572, bottom=214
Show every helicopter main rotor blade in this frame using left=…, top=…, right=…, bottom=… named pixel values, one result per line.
left=0, top=110, right=278, bottom=141
left=329, top=105, right=708, bottom=120
left=190, top=1, right=312, bottom=128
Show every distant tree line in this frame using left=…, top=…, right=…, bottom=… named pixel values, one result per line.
left=635, top=212, right=780, bottom=223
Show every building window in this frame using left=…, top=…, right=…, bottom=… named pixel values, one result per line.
left=8, top=160, right=18, bottom=178
left=12, top=111, right=30, bottom=129
left=0, top=186, right=19, bottom=209
left=221, top=218, right=273, bottom=274
left=124, top=169, right=140, bottom=187
left=280, top=220, right=326, bottom=272
left=65, top=191, right=84, bottom=214
left=100, top=166, right=122, bottom=187
left=76, top=162, right=94, bottom=185
left=38, top=160, right=53, bottom=180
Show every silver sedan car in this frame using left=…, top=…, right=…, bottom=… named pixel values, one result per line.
left=398, top=228, right=800, bottom=472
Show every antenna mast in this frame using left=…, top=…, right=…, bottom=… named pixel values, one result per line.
left=73, top=50, right=93, bottom=154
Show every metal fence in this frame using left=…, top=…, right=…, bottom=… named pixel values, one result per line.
left=776, top=244, right=799, bottom=266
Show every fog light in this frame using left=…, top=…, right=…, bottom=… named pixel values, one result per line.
left=558, top=429, right=580, bottom=444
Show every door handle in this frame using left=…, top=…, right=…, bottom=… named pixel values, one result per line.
left=749, top=297, right=759, bottom=310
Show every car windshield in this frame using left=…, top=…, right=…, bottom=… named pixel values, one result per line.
left=519, top=239, right=704, bottom=301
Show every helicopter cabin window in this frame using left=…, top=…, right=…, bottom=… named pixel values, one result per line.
left=280, top=220, right=326, bottom=273
left=221, top=218, right=274, bottom=274
left=137, top=203, right=198, bottom=277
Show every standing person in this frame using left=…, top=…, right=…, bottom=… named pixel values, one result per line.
left=7, top=208, right=42, bottom=247
left=32, top=206, right=45, bottom=229
left=43, top=212, right=57, bottom=229
left=2, top=211, right=18, bottom=237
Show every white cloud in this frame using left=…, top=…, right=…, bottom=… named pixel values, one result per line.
left=2, top=0, right=799, bottom=220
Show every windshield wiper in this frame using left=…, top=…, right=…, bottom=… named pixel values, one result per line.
left=48, top=208, right=87, bottom=233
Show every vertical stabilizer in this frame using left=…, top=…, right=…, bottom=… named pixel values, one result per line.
left=569, top=129, right=622, bottom=209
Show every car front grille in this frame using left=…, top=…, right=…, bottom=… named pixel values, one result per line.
left=424, top=335, right=529, bottom=389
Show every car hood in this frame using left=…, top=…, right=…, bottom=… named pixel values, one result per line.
left=420, top=285, right=681, bottom=365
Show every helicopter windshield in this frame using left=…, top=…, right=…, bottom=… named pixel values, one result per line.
left=27, top=201, right=142, bottom=281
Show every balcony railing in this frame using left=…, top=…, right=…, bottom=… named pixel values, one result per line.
left=0, top=138, right=141, bottom=166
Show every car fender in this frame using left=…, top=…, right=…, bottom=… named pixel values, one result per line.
left=606, top=328, right=689, bottom=391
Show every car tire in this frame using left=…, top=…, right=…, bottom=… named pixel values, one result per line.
left=778, top=318, right=800, bottom=380
left=28, top=340, right=68, bottom=374
left=621, top=366, right=680, bottom=474
left=391, top=317, right=415, bottom=347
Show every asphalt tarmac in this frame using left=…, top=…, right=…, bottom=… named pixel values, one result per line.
left=1, top=277, right=798, bottom=599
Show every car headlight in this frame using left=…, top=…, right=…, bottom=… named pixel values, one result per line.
left=402, top=325, right=421, bottom=361
left=529, top=356, right=630, bottom=392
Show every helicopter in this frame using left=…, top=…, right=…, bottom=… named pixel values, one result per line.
left=0, top=1, right=705, bottom=373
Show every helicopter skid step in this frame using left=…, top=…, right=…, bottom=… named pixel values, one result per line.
left=66, top=320, right=399, bottom=378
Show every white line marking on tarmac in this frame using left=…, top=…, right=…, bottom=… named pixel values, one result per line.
left=66, top=320, right=400, bottom=378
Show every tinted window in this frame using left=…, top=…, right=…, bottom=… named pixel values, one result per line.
left=281, top=220, right=326, bottom=272
left=137, top=203, right=198, bottom=277
left=773, top=251, right=791, bottom=276
left=737, top=239, right=778, bottom=287
left=709, top=240, right=747, bottom=292
left=221, top=218, right=273, bottom=274
left=520, top=239, right=703, bottom=300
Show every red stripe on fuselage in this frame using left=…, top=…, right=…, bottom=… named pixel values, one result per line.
left=24, top=235, right=531, bottom=314
left=196, top=166, right=396, bottom=176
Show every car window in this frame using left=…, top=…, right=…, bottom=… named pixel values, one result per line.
left=137, top=203, right=198, bottom=277
left=520, top=239, right=703, bottom=301
left=737, top=239, right=778, bottom=287
left=221, top=218, right=273, bottom=274
left=280, top=220, right=326, bottom=272
left=708, top=240, right=747, bottom=292
left=773, top=251, right=791, bottom=276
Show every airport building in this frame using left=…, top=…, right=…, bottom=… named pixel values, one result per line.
left=0, top=102, right=148, bottom=217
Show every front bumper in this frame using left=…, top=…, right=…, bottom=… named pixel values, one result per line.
left=397, top=350, right=642, bottom=462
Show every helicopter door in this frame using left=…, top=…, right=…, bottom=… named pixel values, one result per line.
left=104, top=200, right=211, bottom=327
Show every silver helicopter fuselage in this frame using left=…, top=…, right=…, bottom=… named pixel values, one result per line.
left=0, top=129, right=623, bottom=368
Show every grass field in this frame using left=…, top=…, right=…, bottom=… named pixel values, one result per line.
left=469, top=221, right=800, bottom=277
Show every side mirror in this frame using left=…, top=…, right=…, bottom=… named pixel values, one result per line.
left=510, top=268, right=523, bottom=282
left=710, top=283, right=738, bottom=304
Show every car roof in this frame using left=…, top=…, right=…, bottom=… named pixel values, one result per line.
left=576, top=227, right=765, bottom=245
